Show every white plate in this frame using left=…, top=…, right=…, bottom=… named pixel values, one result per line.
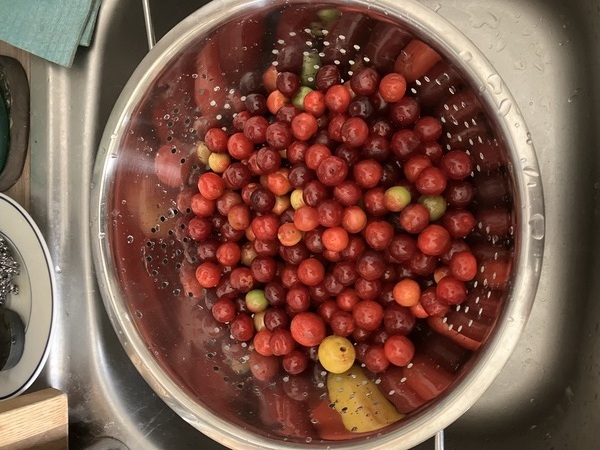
left=0, top=193, right=54, bottom=400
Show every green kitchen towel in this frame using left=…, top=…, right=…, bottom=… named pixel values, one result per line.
left=0, top=0, right=101, bottom=67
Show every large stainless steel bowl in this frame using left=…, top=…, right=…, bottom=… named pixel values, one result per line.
left=90, top=0, right=544, bottom=448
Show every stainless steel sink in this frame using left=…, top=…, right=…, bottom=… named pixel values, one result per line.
left=26, top=0, right=598, bottom=448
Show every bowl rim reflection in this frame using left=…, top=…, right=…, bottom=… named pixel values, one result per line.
left=90, top=0, right=545, bottom=448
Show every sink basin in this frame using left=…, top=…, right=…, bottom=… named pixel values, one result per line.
left=26, top=0, right=598, bottom=448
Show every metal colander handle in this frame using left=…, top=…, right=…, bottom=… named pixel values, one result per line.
left=435, top=429, right=445, bottom=450
left=141, top=0, right=156, bottom=51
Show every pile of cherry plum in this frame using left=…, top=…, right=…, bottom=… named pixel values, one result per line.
left=161, top=10, right=511, bottom=388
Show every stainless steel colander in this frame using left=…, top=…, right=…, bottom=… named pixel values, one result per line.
left=90, top=1, right=544, bottom=448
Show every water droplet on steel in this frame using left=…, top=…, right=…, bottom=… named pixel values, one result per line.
left=522, top=166, right=540, bottom=177
left=487, top=73, right=503, bottom=94
left=568, top=89, right=581, bottom=103
left=529, top=213, right=545, bottom=240
left=497, top=98, right=512, bottom=117
left=513, top=59, right=526, bottom=70
left=459, top=50, right=473, bottom=61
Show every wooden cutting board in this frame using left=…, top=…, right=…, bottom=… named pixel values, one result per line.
left=0, top=388, right=68, bottom=449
